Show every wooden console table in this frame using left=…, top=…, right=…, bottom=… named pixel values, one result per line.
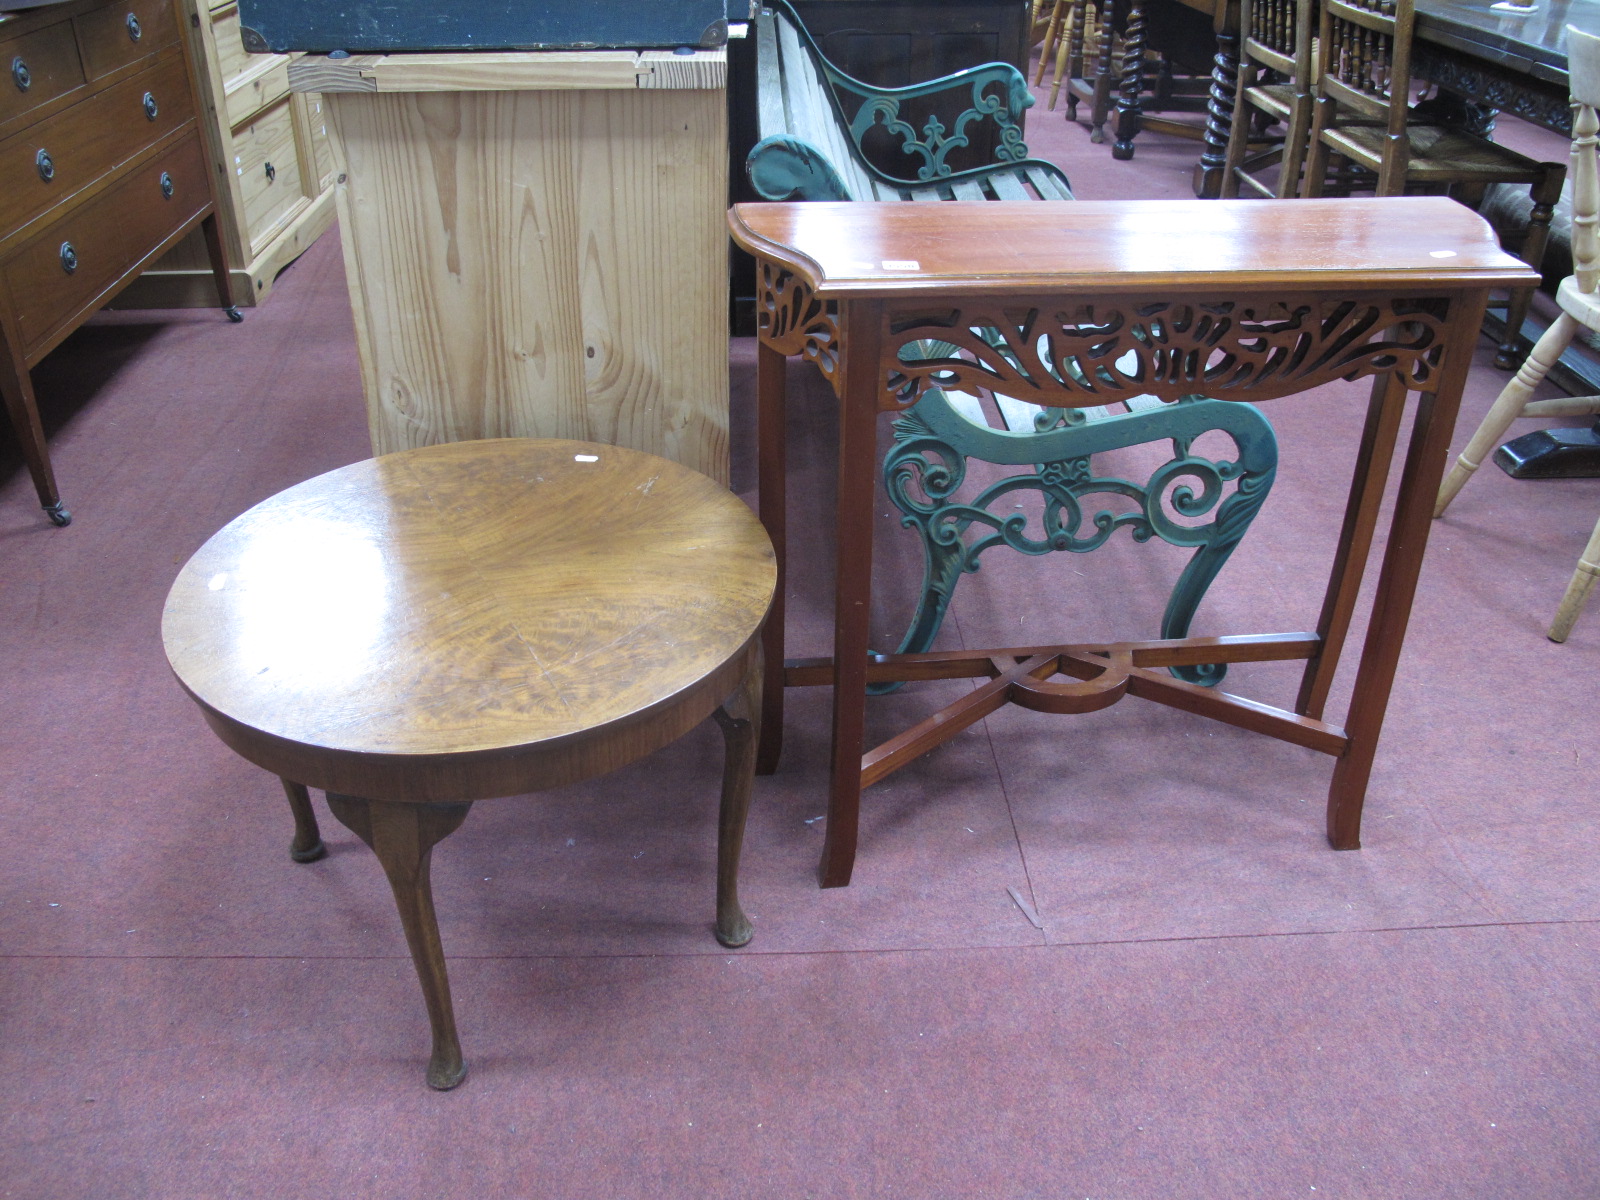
left=730, top=197, right=1537, bottom=888
left=288, top=47, right=731, bottom=484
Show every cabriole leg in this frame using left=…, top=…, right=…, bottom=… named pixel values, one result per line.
left=280, top=778, right=327, bottom=863
left=712, top=648, right=763, bottom=948
left=325, top=793, right=473, bottom=1089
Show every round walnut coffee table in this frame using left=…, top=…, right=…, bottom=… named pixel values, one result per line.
left=162, top=438, right=775, bottom=1089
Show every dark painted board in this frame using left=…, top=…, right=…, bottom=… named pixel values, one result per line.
left=236, top=1, right=734, bottom=53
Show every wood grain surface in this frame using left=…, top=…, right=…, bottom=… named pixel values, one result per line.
left=729, top=197, right=1540, bottom=297
left=162, top=439, right=773, bottom=800
left=288, top=49, right=728, bottom=94
left=327, top=79, right=730, bottom=483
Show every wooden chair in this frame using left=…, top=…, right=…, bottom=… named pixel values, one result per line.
left=1063, top=0, right=1119, bottom=142
left=1039, top=0, right=1102, bottom=114
left=1220, top=0, right=1318, bottom=198
left=1435, top=24, right=1600, bottom=642
left=1300, top=0, right=1565, bottom=368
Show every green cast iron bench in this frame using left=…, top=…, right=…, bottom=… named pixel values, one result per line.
left=747, top=2, right=1278, bottom=685
left=747, top=0, right=1075, bottom=202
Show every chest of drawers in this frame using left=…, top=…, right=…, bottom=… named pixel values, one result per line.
left=112, top=0, right=336, bottom=311
left=1, top=0, right=232, bottom=526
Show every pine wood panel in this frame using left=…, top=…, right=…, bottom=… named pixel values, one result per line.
left=326, top=81, right=730, bottom=483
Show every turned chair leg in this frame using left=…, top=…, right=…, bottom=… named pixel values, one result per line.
left=279, top=778, right=328, bottom=863
left=1549, top=512, right=1600, bottom=641
left=325, top=794, right=473, bottom=1090
left=1436, top=313, right=1579, bottom=517
left=711, top=650, right=762, bottom=949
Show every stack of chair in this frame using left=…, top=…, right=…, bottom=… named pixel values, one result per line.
left=1221, top=0, right=1318, bottom=199
left=1035, top=0, right=1103, bottom=119
left=1299, top=0, right=1565, bottom=369
left=1434, top=24, right=1600, bottom=643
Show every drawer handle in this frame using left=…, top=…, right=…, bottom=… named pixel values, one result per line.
left=126, top=12, right=142, bottom=41
left=143, top=91, right=158, bottom=120
left=36, top=148, right=55, bottom=182
left=160, top=171, right=174, bottom=199
left=60, top=242, right=78, bottom=275
left=11, top=55, right=28, bottom=92
left=264, top=160, right=275, bottom=183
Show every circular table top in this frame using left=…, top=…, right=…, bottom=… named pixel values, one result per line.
left=162, top=439, right=775, bottom=799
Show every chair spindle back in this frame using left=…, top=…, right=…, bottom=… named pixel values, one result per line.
left=1568, top=25, right=1600, bottom=294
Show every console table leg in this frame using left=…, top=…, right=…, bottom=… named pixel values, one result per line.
left=756, top=341, right=789, bottom=776
left=1326, top=324, right=1476, bottom=848
left=819, top=308, right=884, bottom=889
left=326, top=793, right=473, bottom=1089
left=279, top=778, right=328, bottom=863
left=712, top=648, right=763, bottom=948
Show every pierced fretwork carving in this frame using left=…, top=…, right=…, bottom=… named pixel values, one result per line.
left=877, top=297, right=1452, bottom=410
left=757, top=263, right=841, bottom=386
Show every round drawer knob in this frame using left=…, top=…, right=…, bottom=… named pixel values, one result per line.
left=126, top=13, right=142, bottom=41
left=143, top=91, right=158, bottom=120
left=264, top=160, right=276, bottom=183
left=60, top=242, right=78, bottom=275
left=11, top=55, right=29, bottom=92
left=36, top=148, right=55, bottom=182
left=160, top=171, right=174, bottom=199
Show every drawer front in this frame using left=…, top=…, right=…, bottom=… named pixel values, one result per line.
left=0, top=21, right=87, bottom=135
left=4, top=132, right=209, bottom=354
left=75, top=0, right=181, bottom=81
left=232, top=94, right=303, bottom=249
left=223, top=53, right=288, bottom=128
left=0, top=50, right=196, bottom=238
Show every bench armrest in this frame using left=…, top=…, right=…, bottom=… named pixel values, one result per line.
left=747, top=134, right=855, bottom=201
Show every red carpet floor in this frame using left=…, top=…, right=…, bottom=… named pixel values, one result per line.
left=2, top=55, right=1597, bottom=1200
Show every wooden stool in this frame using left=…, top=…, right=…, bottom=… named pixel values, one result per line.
left=161, top=438, right=775, bottom=1088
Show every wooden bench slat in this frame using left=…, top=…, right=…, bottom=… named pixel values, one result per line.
left=1026, top=168, right=1075, bottom=200
left=988, top=171, right=1031, bottom=202
left=755, top=13, right=787, bottom=143
left=950, top=179, right=987, bottom=201
left=777, top=18, right=877, bottom=200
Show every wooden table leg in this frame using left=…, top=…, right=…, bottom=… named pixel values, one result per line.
left=1325, top=316, right=1480, bottom=848
left=1111, top=0, right=1147, bottom=161
left=756, top=341, right=789, bottom=776
left=1192, top=3, right=1241, bottom=198
left=1295, top=372, right=1407, bottom=721
left=713, top=647, right=763, bottom=948
left=819, top=307, right=884, bottom=888
left=279, top=778, right=328, bottom=863
left=325, top=793, right=473, bottom=1089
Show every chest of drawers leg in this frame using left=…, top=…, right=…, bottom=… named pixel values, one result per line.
left=0, top=0, right=233, bottom=527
